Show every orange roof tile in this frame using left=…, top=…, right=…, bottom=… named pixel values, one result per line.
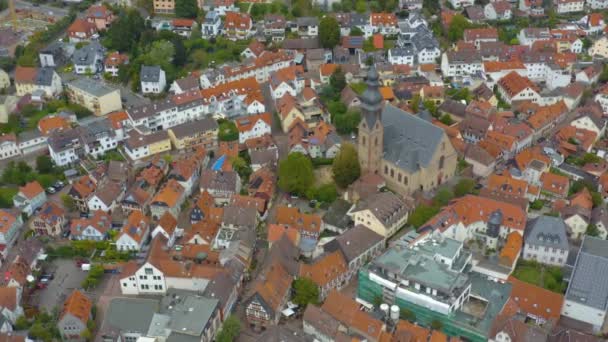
left=157, top=211, right=178, bottom=235
left=61, top=290, right=92, bottom=324
left=19, top=181, right=44, bottom=199
left=121, top=210, right=149, bottom=244
left=234, top=112, right=272, bottom=133
left=38, top=115, right=71, bottom=135
left=224, top=11, right=252, bottom=30
left=251, top=262, right=292, bottom=312
left=152, top=179, right=184, bottom=208
left=508, top=276, right=564, bottom=321
left=299, top=251, right=347, bottom=287
left=498, top=72, right=539, bottom=98
left=275, top=206, right=322, bottom=235
left=379, top=87, right=395, bottom=100
left=320, top=63, right=338, bottom=77
left=569, top=187, right=593, bottom=211
left=526, top=101, right=568, bottom=130
left=483, top=60, right=526, bottom=73
left=373, top=34, right=384, bottom=49
left=67, top=19, right=97, bottom=37
left=394, top=320, right=431, bottom=342
left=322, top=291, right=385, bottom=341
left=14, top=66, right=37, bottom=84
left=499, top=232, right=522, bottom=267
left=540, top=172, right=569, bottom=197
left=267, top=224, right=300, bottom=245
left=370, top=12, right=397, bottom=26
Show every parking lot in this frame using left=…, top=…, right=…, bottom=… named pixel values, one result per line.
left=30, top=259, right=90, bottom=312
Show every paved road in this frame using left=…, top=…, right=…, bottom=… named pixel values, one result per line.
left=31, top=259, right=88, bottom=312
left=0, top=0, right=70, bottom=18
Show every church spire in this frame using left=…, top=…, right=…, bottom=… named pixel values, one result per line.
left=359, top=65, right=383, bottom=127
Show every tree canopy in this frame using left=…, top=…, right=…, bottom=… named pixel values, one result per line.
left=319, top=16, right=341, bottom=49
left=175, top=0, right=198, bottom=18
left=216, top=315, right=241, bottom=342
left=105, top=9, right=146, bottom=52
left=447, top=14, right=472, bottom=42
left=292, top=277, right=320, bottom=306
left=278, top=153, right=314, bottom=195
left=332, top=143, right=361, bottom=188
left=329, top=67, right=346, bottom=93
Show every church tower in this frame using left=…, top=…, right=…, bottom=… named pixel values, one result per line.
left=357, top=65, right=384, bottom=175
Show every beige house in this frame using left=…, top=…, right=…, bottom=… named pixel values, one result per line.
left=590, top=36, right=608, bottom=59
left=0, top=95, right=18, bottom=124
left=168, top=118, right=218, bottom=150
left=14, top=66, right=62, bottom=97
left=0, top=69, right=9, bottom=90
left=153, top=0, right=174, bottom=14
left=358, top=66, right=458, bottom=197
left=66, top=78, right=122, bottom=116
left=348, top=192, right=410, bottom=238
left=277, top=95, right=306, bottom=133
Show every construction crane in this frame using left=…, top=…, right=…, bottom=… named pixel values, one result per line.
left=7, top=0, right=17, bottom=30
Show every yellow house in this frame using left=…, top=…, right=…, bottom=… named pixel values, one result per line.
left=66, top=78, right=122, bottom=116
left=124, top=130, right=171, bottom=161
left=149, top=136, right=171, bottom=155
left=168, top=118, right=219, bottom=150
left=153, top=0, right=174, bottom=14
left=277, top=95, right=306, bottom=133
left=0, top=69, right=9, bottom=90
left=349, top=192, right=410, bottom=238
left=0, top=95, right=18, bottom=124
left=590, top=37, right=608, bottom=59
left=14, top=66, right=62, bottom=97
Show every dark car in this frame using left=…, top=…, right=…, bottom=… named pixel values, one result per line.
left=62, top=230, right=71, bottom=238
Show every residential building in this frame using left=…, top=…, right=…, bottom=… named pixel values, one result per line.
left=263, top=14, right=286, bottom=42
left=484, top=1, right=512, bottom=20
left=448, top=0, right=474, bottom=8
left=0, top=134, right=19, bottom=160
left=153, top=0, right=174, bottom=13
left=496, top=71, right=541, bottom=105
left=124, top=130, right=172, bottom=161
left=562, top=236, right=608, bottom=333
left=0, top=69, right=9, bottom=90
left=554, top=0, right=584, bottom=13
left=201, top=11, right=221, bottom=38
left=29, top=201, right=65, bottom=236
left=168, top=118, right=218, bottom=150
left=325, top=224, right=385, bottom=281
left=67, top=19, right=97, bottom=43
left=12, top=181, right=46, bottom=216
left=590, top=207, right=608, bottom=239
left=66, top=78, right=122, bottom=116
left=87, top=180, right=124, bottom=212
left=116, top=210, right=150, bottom=251
left=296, top=17, right=319, bottom=37
left=244, top=262, right=293, bottom=331
left=223, top=12, right=253, bottom=40
left=68, top=176, right=97, bottom=213
left=85, top=5, right=115, bottom=30
left=464, top=28, right=499, bottom=48
left=0, top=96, right=18, bottom=125
left=149, top=179, right=185, bottom=221
left=104, top=52, right=129, bottom=77
left=235, top=113, right=272, bottom=144
left=170, top=75, right=199, bottom=94
left=140, top=66, right=167, bottom=94
left=57, top=290, right=92, bottom=341
left=523, top=215, right=569, bottom=266
left=151, top=212, right=181, bottom=247
left=507, top=277, right=564, bottom=325
left=300, top=251, right=348, bottom=300
left=357, top=66, right=457, bottom=196
left=14, top=66, right=62, bottom=97
left=72, top=42, right=105, bottom=75
left=199, top=170, right=241, bottom=204
left=348, top=192, right=410, bottom=238
left=275, top=206, right=323, bottom=240
left=70, top=210, right=112, bottom=240
left=0, top=286, right=24, bottom=329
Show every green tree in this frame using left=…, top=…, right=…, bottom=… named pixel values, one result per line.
left=423, top=100, right=438, bottom=117
left=61, top=194, right=76, bottom=212
left=439, top=114, right=454, bottom=126
left=216, top=315, right=241, bottom=342
left=14, top=315, right=31, bottom=330
left=319, top=16, right=341, bottom=49
left=218, top=119, right=239, bottom=141
left=105, top=9, right=145, bottom=52
left=411, top=94, right=421, bottom=112
left=454, top=178, right=476, bottom=197
left=407, top=204, right=440, bottom=228
left=172, top=38, right=187, bottom=67
left=433, top=188, right=454, bottom=206
left=278, top=153, right=314, bottom=195
left=586, top=224, right=600, bottom=237
left=143, top=40, right=175, bottom=65
left=292, top=277, right=319, bottom=306
left=175, top=0, right=198, bottom=18
left=329, top=67, right=346, bottom=93
left=332, top=143, right=361, bottom=188
left=447, top=14, right=471, bottom=42
left=307, top=183, right=338, bottom=203
left=355, top=0, right=366, bottom=13
left=350, top=26, right=364, bottom=36
left=36, top=155, right=54, bottom=174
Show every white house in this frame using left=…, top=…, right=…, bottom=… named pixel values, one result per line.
left=448, top=0, right=474, bottom=8
left=70, top=210, right=112, bottom=241
left=140, top=65, right=167, bottom=94
left=151, top=212, right=182, bottom=248
left=587, top=0, right=608, bottom=9
left=269, top=66, right=305, bottom=100
left=570, top=114, right=606, bottom=138
left=497, top=71, right=541, bottom=105
left=555, top=0, right=584, bottom=13
left=440, top=51, right=483, bottom=77
left=72, top=42, right=105, bottom=75
left=0, top=134, right=21, bottom=161
left=388, top=47, right=415, bottom=66
left=484, top=1, right=512, bottom=20
left=87, top=181, right=124, bottom=213
left=523, top=216, right=569, bottom=266
left=235, top=112, right=272, bottom=144
left=561, top=236, right=608, bottom=333
left=201, top=11, right=222, bottom=37
left=116, top=210, right=150, bottom=251
left=12, top=181, right=46, bottom=216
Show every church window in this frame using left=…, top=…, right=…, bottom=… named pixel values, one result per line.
left=390, top=169, right=394, bottom=178
left=398, top=173, right=402, bottom=182
left=362, top=122, right=367, bottom=129
left=404, top=177, right=408, bottom=185
left=439, top=156, right=445, bottom=169
left=384, top=166, right=388, bottom=174
left=362, top=136, right=366, bottom=146
left=375, top=137, right=378, bottom=146
left=442, top=142, right=445, bottom=150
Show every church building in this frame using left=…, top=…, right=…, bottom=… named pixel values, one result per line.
left=357, top=66, right=458, bottom=196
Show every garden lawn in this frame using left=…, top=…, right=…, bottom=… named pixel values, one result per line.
left=0, top=187, right=18, bottom=208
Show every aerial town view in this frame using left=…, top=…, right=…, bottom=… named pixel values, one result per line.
left=2, top=0, right=608, bottom=340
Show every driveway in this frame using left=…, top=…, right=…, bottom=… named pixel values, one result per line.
left=31, top=259, right=88, bottom=312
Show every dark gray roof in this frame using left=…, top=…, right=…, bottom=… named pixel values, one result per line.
left=169, top=118, right=218, bottom=139
left=439, top=99, right=467, bottom=118
left=141, top=65, right=163, bottom=82
left=352, top=192, right=409, bottom=226
left=390, top=47, right=415, bottom=57
left=322, top=199, right=353, bottom=229
left=565, top=236, right=608, bottom=310
left=128, top=97, right=175, bottom=121
left=334, top=225, right=384, bottom=263
left=250, top=148, right=278, bottom=167
left=159, top=289, right=218, bottom=337
left=104, top=298, right=159, bottom=335
left=446, top=50, right=482, bottom=64
left=68, top=78, right=118, bottom=97
left=591, top=207, right=608, bottom=229
left=296, top=17, right=318, bottom=26
left=202, top=272, right=237, bottom=311
left=222, top=205, right=258, bottom=228
left=282, top=38, right=320, bottom=50
left=72, top=41, right=104, bottom=66
left=524, top=216, right=569, bottom=250
left=200, top=170, right=239, bottom=193
left=382, top=104, right=446, bottom=173
left=35, top=67, right=55, bottom=86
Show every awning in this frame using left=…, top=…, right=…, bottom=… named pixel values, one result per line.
left=281, top=308, right=295, bottom=317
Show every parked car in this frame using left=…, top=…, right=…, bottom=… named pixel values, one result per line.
left=46, top=187, right=56, bottom=194
left=62, top=230, right=71, bottom=238
left=75, top=259, right=88, bottom=267
left=53, top=181, right=65, bottom=190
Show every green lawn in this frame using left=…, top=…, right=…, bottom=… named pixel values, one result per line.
left=0, top=187, right=18, bottom=208
left=512, top=260, right=567, bottom=293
